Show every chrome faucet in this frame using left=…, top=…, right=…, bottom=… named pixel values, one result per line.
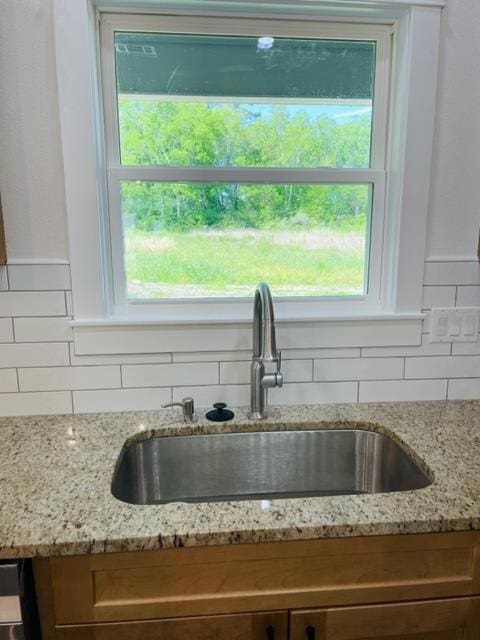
left=248, top=282, right=283, bottom=419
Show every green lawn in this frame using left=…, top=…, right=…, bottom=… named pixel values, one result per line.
left=124, top=228, right=366, bottom=298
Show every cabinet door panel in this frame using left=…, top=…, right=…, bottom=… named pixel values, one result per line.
left=42, top=532, right=480, bottom=624
left=290, top=597, right=480, bottom=640
left=56, top=611, right=288, bottom=640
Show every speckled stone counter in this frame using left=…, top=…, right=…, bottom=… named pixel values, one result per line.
left=0, top=400, right=479, bottom=558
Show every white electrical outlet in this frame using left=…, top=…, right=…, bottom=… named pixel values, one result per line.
left=429, top=308, right=480, bottom=343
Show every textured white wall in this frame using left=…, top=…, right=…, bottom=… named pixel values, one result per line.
left=426, top=0, right=480, bottom=259
left=0, top=0, right=68, bottom=261
left=0, top=0, right=478, bottom=260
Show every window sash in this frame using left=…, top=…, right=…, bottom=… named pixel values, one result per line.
left=100, top=14, right=392, bottom=172
left=107, top=169, right=385, bottom=318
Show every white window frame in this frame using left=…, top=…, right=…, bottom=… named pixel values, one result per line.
left=102, top=15, right=390, bottom=320
left=52, top=0, right=445, bottom=355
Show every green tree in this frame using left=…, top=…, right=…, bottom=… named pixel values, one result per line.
left=118, top=99, right=371, bottom=230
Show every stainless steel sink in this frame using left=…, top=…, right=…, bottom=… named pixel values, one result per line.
left=111, top=429, right=432, bottom=505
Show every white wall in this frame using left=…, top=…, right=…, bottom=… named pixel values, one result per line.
left=0, top=0, right=68, bottom=261
left=426, top=0, right=480, bottom=260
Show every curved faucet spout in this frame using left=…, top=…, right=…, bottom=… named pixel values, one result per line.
left=253, top=282, right=279, bottom=362
left=249, top=282, right=283, bottom=419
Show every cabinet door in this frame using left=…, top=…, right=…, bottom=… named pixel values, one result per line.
left=290, top=597, right=480, bottom=640
left=56, top=611, right=288, bottom=640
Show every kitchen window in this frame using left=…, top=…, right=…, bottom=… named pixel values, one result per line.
left=101, top=16, right=390, bottom=312
left=53, top=0, right=443, bottom=353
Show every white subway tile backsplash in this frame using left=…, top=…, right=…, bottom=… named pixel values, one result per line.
left=282, top=348, right=361, bottom=359
left=122, top=362, right=218, bottom=388
left=0, top=259, right=479, bottom=416
left=65, top=291, right=73, bottom=316
left=18, top=366, right=121, bottom=392
left=173, top=350, right=251, bottom=363
left=452, top=340, right=480, bottom=355
left=7, top=264, right=71, bottom=290
left=73, top=387, right=172, bottom=413
left=405, top=355, right=480, bottom=379
left=173, top=384, right=250, bottom=408
left=447, top=378, right=480, bottom=400
left=0, top=391, right=72, bottom=416
left=14, top=317, right=73, bottom=342
left=0, top=370, right=18, bottom=393
left=456, top=286, right=480, bottom=307
left=422, top=285, right=456, bottom=309
left=424, top=261, right=480, bottom=286
left=0, top=343, right=69, bottom=368
left=219, top=361, right=249, bottom=384
left=314, top=357, right=403, bottom=382
left=220, top=359, right=312, bottom=385
left=269, top=382, right=358, bottom=406
left=279, top=360, right=314, bottom=383
left=0, top=291, right=65, bottom=317
left=359, top=379, right=447, bottom=403
left=0, top=319, right=13, bottom=343
left=0, top=267, right=7, bottom=291
left=361, top=334, right=451, bottom=357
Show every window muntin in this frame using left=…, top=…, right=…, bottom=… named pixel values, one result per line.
left=101, top=16, right=390, bottom=313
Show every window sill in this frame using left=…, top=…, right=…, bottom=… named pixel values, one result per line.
left=71, top=312, right=424, bottom=355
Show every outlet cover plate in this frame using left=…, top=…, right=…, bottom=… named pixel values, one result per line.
left=429, top=308, right=480, bottom=343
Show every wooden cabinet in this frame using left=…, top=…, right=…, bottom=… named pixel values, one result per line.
left=290, top=598, right=480, bottom=640
left=54, top=612, right=288, bottom=640
left=33, top=532, right=480, bottom=640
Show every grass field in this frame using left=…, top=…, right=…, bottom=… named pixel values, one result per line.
left=124, top=228, right=366, bottom=298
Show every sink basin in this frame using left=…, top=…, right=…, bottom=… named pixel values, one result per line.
left=111, top=429, right=432, bottom=505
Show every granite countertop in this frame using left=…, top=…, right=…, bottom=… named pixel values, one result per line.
left=0, top=400, right=479, bottom=558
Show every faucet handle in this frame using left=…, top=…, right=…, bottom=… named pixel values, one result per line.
left=261, top=351, right=284, bottom=389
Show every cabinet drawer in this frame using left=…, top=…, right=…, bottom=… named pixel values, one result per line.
left=37, top=532, right=480, bottom=625
left=55, top=612, right=287, bottom=640
left=290, top=597, right=480, bottom=640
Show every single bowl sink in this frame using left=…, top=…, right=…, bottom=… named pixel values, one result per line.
left=111, top=428, right=432, bottom=505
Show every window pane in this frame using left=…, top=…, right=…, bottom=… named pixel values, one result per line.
left=115, top=32, right=375, bottom=168
left=120, top=181, right=371, bottom=299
